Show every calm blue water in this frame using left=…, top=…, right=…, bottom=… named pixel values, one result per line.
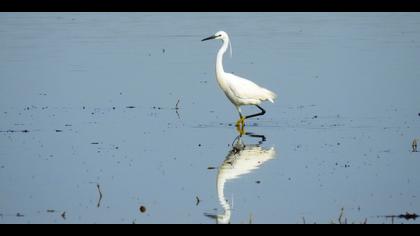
left=0, top=13, right=420, bottom=224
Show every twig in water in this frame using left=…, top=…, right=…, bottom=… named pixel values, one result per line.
left=96, top=184, right=103, bottom=208
left=249, top=213, right=254, bottom=224
left=175, top=99, right=181, bottom=119
left=338, top=208, right=344, bottom=224
left=61, top=212, right=66, bottom=220
left=175, top=99, right=180, bottom=110
left=196, top=196, right=201, bottom=206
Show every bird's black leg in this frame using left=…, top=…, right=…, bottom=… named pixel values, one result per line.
left=245, top=132, right=267, bottom=145
left=245, top=105, right=266, bottom=120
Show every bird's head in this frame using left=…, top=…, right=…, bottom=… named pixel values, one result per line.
left=202, top=31, right=232, bottom=57
left=202, top=31, right=229, bottom=42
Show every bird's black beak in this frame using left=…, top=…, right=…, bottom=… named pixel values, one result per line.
left=201, top=35, right=217, bottom=41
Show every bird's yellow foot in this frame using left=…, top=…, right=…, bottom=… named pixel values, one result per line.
left=235, top=117, right=246, bottom=136
left=236, top=122, right=246, bottom=136
left=235, top=119, right=241, bottom=128
left=235, top=117, right=245, bottom=128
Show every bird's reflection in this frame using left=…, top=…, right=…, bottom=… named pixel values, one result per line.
left=205, top=130, right=276, bottom=224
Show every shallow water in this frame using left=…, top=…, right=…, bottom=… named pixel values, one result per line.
left=1, top=13, right=420, bottom=224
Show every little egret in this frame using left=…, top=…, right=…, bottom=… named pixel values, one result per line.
left=202, top=31, right=277, bottom=128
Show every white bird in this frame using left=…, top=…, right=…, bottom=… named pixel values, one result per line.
left=202, top=31, right=277, bottom=128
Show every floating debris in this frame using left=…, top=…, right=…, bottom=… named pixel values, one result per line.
left=0, top=130, right=29, bottom=133
left=91, top=142, right=99, bottom=145
left=16, top=213, right=24, bottom=217
left=126, top=106, right=136, bottom=109
left=162, top=48, right=166, bottom=53
left=207, top=167, right=216, bottom=170
left=412, top=139, right=417, bottom=152
left=55, top=130, right=63, bottom=133
left=256, top=181, right=261, bottom=184
left=139, top=206, right=147, bottom=213
left=312, top=115, right=318, bottom=119
left=46, top=209, right=56, bottom=213
left=61, top=212, right=66, bottom=220
left=384, top=212, right=419, bottom=221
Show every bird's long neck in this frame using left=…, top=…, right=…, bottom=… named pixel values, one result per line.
left=216, top=38, right=229, bottom=80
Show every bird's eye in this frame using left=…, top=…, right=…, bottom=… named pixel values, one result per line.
left=218, top=35, right=222, bottom=37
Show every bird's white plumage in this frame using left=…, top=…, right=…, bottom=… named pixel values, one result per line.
left=225, top=72, right=277, bottom=105
left=203, top=31, right=277, bottom=115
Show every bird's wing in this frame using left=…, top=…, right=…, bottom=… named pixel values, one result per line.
left=225, top=73, right=262, bottom=98
left=225, top=73, right=276, bottom=102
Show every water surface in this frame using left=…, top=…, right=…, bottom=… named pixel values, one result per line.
left=1, top=13, right=420, bottom=224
